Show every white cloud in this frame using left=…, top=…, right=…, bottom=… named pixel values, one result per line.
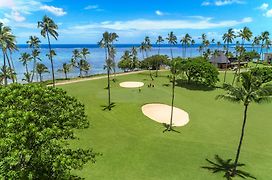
left=40, top=5, right=67, bottom=16
left=202, top=0, right=245, bottom=6
left=258, top=3, right=269, bottom=11
left=84, top=5, right=99, bottom=10
left=0, top=0, right=15, bottom=8
left=201, top=1, right=211, bottom=6
left=4, top=10, right=26, bottom=22
left=155, top=10, right=164, bottom=16
left=264, top=9, right=272, bottom=17
left=72, top=17, right=252, bottom=31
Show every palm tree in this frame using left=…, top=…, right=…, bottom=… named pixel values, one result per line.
left=156, top=35, right=164, bottom=55
left=201, top=33, right=207, bottom=51
left=139, top=42, right=146, bottom=60
left=71, top=49, right=82, bottom=77
left=166, top=31, right=177, bottom=59
left=27, top=36, right=41, bottom=82
left=222, top=28, right=236, bottom=83
left=237, top=27, right=252, bottom=76
left=259, top=31, right=270, bottom=62
left=217, top=41, right=221, bottom=49
left=216, top=71, right=272, bottom=177
left=167, top=58, right=182, bottom=131
left=57, top=63, right=72, bottom=79
left=38, top=15, right=58, bottom=87
left=0, top=23, right=17, bottom=85
left=99, top=31, right=118, bottom=111
left=19, top=52, right=33, bottom=83
left=36, top=63, right=49, bottom=82
left=252, top=36, right=260, bottom=52
left=181, top=33, right=192, bottom=58
left=144, top=36, right=152, bottom=58
left=131, top=46, right=138, bottom=70
left=190, top=39, right=195, bottom=57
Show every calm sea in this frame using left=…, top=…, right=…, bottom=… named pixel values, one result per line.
left=0, top=44, right=255, bottom=82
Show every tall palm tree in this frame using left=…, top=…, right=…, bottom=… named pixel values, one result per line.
left=167, top=58, right=182, bottom=131
left=71, top=49, right=83, bottom=77
left=237, top=27, right=252, bottom=76
left=222, top=28, right=236, bottom=83
left=217, top=41, right=221, bottom=49
left=57, top=63, right=72, bottom=80
left=144, top=36, right=152, bottom=58
left=166, top=31, right=177, bottom=59
left=27, top=36, right=41, bottom=82
left=99, top=31, right=118, bottom=111
left=216, top=71, right=272, bottom=177
left=0, top=23, right=16, bottom=85
left=259, top=31, right=270, bottom=62
left=131, top=46, right=138, bottom=70
left=181, top=33, right=192, bottom=58
left=19, top=52, right=33, bottom=83
left=36, top=63, right=49, bottom=82
left=139, top=42, right=146, bottom=60
left=38, top=15, right=58, bottom=87
left=252, top=36, right=260, bottom=52
left=156, top=35, right=164, bottom=55
left=201, top=33, right=207, bottom=51
left=190, top=39, right=195, bottom=57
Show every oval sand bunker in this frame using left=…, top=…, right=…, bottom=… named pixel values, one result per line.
left=142, top=103, right=189, bottom=127
left=120, top=81, right=144, bottom=88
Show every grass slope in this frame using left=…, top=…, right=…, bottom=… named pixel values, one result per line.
left=60, top=71, right=272, bottom=180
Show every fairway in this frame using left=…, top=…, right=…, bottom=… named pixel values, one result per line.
left=60, top=71, right=272, bottom=180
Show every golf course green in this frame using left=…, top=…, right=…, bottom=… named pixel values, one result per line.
left=60, top=71, right=272, bottom=180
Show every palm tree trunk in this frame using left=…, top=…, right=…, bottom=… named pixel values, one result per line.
left=31, top=57, right=36, bottom=82
left=9, top=50, right=17, bottom=82
left=185, top=46, right=187, bottom=58
left=25, top=63, right=30, bottom=82
left=158, top=44, right=161, bottom=55
left=223, top=43, right=229, bottom=83
left=107, top=67, right=111, bottom=110
left=5, top=52, right=15, bottom=83
left=46, top=30, right=55, bottom=87
left=2, top=49, right=7, bottom=86
left=39, top=73, right=42, bottom=82
left=170, top=47, right=173, bottom=59
left=65, top=72, right=68, bottom=80
left=169, top=75, right=175, bottom=130
left=232, top=104, right=248, bottom=175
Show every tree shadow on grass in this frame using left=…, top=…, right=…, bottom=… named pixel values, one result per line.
left=162, top=123, right=180, bottom=133
left=175, top=79, right=216, bottom=91
left=202, top=155, right=256, bottom=180
left=101, top=102, right=116, bottom=111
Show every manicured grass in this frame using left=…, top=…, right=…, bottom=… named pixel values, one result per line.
left=60, top=71, right=272, bottom=180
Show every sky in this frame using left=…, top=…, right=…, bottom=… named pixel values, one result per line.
left=0, top=0, right=271, bottom=44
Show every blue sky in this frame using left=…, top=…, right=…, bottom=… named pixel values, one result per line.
left=0, top=0, right=271, bottom=44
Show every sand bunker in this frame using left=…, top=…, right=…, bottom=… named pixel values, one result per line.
left=120, top=81, right=144, bottom=88
left=142, top=103, right=189, bottom=127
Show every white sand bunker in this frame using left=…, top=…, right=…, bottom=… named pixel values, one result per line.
left=119, top=81, right=144, bottom=88
left=142, top=103, right=189, bottom=127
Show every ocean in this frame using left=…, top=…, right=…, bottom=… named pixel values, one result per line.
left=0, top=44, right=257, bottom=82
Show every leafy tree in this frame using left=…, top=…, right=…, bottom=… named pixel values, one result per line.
left=118, top=50, right=132, bottom=72
left=36, top=63, right=49, bottom=82
left=57, top=63, right=72, bottom=79
left=0, top=84, right=98, bottom=179
left=222, top=28, right=236, bottom=83
left=38, top=15, right=58, bottom=87
left=215, top=71, right=272, bottom=178
left=180, top=57, right=219, bottom=86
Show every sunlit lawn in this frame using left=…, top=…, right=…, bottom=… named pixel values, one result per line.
left=60, top=71, right=272, bottom=180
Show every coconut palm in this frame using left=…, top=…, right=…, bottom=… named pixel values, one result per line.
left=38, top=15, right=58, bottom=87
left=139, top=42, right=146, bottom=60
left=131, top=46, right=139, bottom=70
left=57, top=63, right=72, bottom=79
left=252, top=36, right=260, bottom=52
left=237, top=27, right=252, bottom=76
left=190, top=39, right=195, bottom=57
left=0, top=23, right=17, bottom=85
left=36, top=63, right=49, bottom=82
left=216, top=71, right=272, bottom=177
left=99, top=31, right=118, bottom=111
left=181, top=33, right=192, bottom=58
left=156, top=35, right=164, bottom=55
left=27, top=36, right=41, bottom=82
left=19, top=52, right=33, bottom=83
left=259, top=31, right=270, bottom=62
left=166, top=31, right=177, bottom=59
left=166, top=58, right=182, bottom=131
left=144, top=36, right=152, bottom=58
left=222, top=28, right=236, bottom=83
left=217, top=41, right=221, bottom=49
left=71, top=49, right=83, bottom=77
